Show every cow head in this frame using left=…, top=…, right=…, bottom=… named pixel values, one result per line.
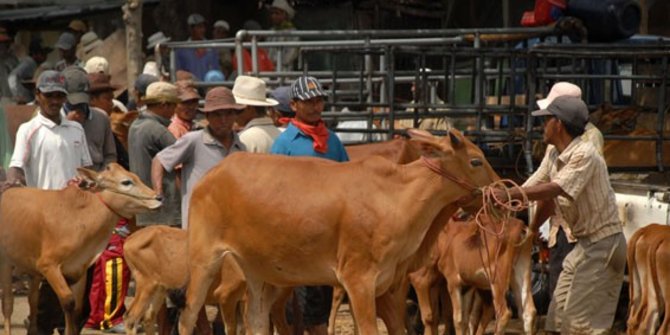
left=408, top=128, right=499, bottom=211
left=77, top=163, right=162, bottom=217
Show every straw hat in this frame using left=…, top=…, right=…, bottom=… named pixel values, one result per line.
left=232, top=76, right=278, bottom=107
left=270, top=0, right=295, bottom=19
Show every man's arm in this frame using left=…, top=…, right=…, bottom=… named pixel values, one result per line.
left=503, top=182, right=566, bottom=203
left=6, top=167, right=26, bottom=186
left=151, top=156, right=166, bottom=196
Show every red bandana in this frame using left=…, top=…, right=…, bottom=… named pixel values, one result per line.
left=290, top=119, right=330, bottom=153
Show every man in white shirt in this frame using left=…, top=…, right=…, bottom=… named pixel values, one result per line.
left=6, top=69, right=92, bottom=335
left=232, top=76, right=280, bottom=153
left=7, top=69, right=92, bottom=189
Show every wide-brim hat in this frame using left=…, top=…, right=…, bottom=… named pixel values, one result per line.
left=232, top=75, right=278, bottom=107
left=270, top=0, right=295, bottom=19
left=175, top=80, right=201, bottom=102
left=87, top=73, right=119, bottom=93
left=201, top=87, right=245, bottom=112
left=143, top=81, right=180, bottom=104
left=146, top=31, right=171, bottom=50
left=81, top=31, right=103, bottom=54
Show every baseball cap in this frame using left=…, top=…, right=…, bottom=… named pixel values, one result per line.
left=290, top=76, right=327, bottom=101
left=134, top=74, right=159, bottom=97
left=62, top=66, right=90, bottom=104
left=270, top=86, right=292, bottom=113
left=204, top=69, right=225, bottom=82
left=532, top=95, right=589, bottom=132
left=187, top=13, right=205, bottom=26
left=36, top=70, right=68, bottom=94
left=144, top=82, right=180, bottom=105
left=213, top=20, right=230, bottom=31
left=84, top=56, right=109, bottom=74
left=537, top=82, right=582, bottom=110
left=55, top=32, right=76, bottom=50
left=201, top=87, right=245, bottom=113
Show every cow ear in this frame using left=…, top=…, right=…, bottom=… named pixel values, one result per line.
left=449, top=131, right=462, bottom=148
left=77, top=167, right=99, bottom=183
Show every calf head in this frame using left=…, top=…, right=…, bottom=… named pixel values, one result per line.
left=77, top=163, right=162, bottom=217
left=408, top=128, right=499, bottom=210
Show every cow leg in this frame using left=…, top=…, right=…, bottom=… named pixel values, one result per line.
left=409, top=267, right=440, bottom=335
left=639, top=240, right=662, bottom=334
left=341, top=273, right=379, bottom=335
left=376, top=288, right=407, bottom=335
left=467, top=289, right=482, bottom=335
left=446, top=281, right=466, bottom=335
left=27, top=276, right=41, bottom=335
left=179, top=250, right=225, bottom=335
left=512, top=237, right=536, bottom=335
left=1, top=257, right=13, bottom=335
left=71, top=274, right=87, bottom=331
left=626, top=230, right=644, bottom=334
left=270, top=287, right=293, bottom=335
left=327, top=286, right=346, bottom=335
left=40, top=266, right=77, bottom=335
left=144, top=288, right=168, bottom=335
left=490, top=275, right=512, bottom=334
left=124, top=275, right=158, bottom=335
left=656, top=240, right=670, bottom=334
left=474, top=292, right=494, bottom=335
left=244, top=279, right=280, bottom=335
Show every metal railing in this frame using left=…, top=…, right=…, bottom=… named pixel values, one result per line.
left=164, top=28, right=670, bottom=175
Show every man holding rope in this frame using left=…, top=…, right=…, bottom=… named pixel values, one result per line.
left=496, top=95, right=625, bottom=334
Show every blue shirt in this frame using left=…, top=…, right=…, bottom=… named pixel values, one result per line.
left=271, top=123, right=349, bottom=162
left=175, top=44, right=220, bottom=81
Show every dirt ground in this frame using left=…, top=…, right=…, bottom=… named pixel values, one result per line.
left=1, top=295, right=532, bottom=335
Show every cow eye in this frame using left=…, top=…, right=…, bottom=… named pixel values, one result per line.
left=470, top=158, right=483, bottom=167
left=121, top=180, right=133, bottom=186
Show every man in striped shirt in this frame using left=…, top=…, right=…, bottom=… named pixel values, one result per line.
left=500, top=95, right=625, bottom=334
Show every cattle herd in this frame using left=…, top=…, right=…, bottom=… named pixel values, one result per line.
left=0, top=129, right=667, bottom=335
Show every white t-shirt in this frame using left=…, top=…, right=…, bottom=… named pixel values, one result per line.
left=10, top=111, right=92, bottom=190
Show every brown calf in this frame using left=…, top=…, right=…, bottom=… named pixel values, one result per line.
left=0, top=163, right=161, bottom=335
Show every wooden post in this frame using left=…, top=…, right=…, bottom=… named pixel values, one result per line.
left=639, top=0, right=648, bottom=34
left=123, top=0, right=143, bottom=94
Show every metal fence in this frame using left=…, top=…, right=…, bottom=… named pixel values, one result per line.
left=164, top=27, right=670, bottom=175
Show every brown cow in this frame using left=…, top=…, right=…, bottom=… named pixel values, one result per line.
left=123, top=226, right=292, bottom=335
left=345, top=137, right=419, bottom=163
left=626, top=224, right=670, bottom=335
left=177, top=129, right=498, bottom=335
left=0, top=163, right=161, bottom=335
left=411, top=215, right=527, bottom=335
left=123, top=226, right=246, bottom=335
